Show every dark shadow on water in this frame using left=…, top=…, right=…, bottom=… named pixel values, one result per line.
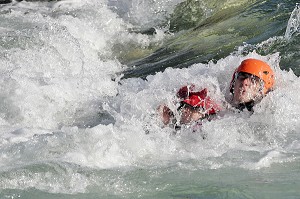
left=65, top=101, right=116, bottom=129
left=72, top=110, right=116, bottom=129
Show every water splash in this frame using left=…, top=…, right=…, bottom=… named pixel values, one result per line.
left=285, top=3, right=300, bottom=40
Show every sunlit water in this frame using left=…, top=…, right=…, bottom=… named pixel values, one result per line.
left=0, top=0, right=300, bottom=198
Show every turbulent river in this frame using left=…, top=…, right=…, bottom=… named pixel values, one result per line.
left=0, top=0, right=300, bottom=198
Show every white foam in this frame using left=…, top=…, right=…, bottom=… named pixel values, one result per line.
left=0, top=0, right=300, bottom=175
left=0, top=1, right=128, bottom=129
left=32, top=51, right=295, bottom=171
left=242, top=150, right=296, bottom=170
left=109, top=0, right=185, bottom=29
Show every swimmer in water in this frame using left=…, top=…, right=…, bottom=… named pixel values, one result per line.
left=229, top=58, right=275, bottom=112
left=157, top=58, right=275, bottom=127
left=157, top=87, right=220, bottom=128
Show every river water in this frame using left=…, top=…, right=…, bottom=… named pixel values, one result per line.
left=0, top=0, right=300, bottom=198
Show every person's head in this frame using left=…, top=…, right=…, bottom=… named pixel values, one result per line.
left=178, top=94, right=219, bottom=124
left=230, top=58, right=275, bottom=105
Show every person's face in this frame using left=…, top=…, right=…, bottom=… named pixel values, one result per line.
left=179, top=105, right=204, bottom=124
left=233, top=72, right=263, bottom=104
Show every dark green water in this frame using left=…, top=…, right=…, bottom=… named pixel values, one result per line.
left=121, top=0, right=299, bottom=78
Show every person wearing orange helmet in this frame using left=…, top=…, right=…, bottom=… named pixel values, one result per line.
left=229, top=58, right=275, bottom=111
left=157, top=86, right=221, bottom=128
left=157, top=58, right=275, bottom=128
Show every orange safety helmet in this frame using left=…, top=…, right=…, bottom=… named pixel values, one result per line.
left=230, top=58, right=275, bottom=94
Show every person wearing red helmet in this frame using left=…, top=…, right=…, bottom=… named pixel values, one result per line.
left=157, top=86, right=221, bottom=127
left=229, top=58, right=275, bottom=111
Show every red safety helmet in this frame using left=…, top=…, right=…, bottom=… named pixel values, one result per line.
left=176, top=84, right=206, bottom=99
left=181, top=88, right=220, bottom=115
left=230, top=58, right=275, bottom=94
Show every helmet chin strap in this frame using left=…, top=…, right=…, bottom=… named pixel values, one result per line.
left=236, top=101, right=255, bottom=112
